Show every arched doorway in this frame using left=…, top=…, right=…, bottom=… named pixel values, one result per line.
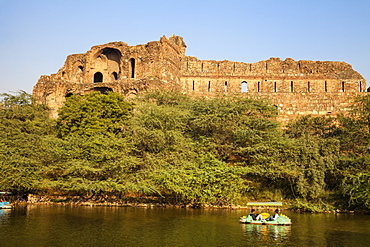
left=94, top=72, right=103, bottom=83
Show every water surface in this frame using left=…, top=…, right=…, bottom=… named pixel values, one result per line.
left=1, top=205, right=369, bottom=246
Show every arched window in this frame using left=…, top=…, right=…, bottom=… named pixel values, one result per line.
left=224, top=81, right=228, bottom=92
left=192, top=80, right=195, bottom=91
left=130, top=58, right=135, bottom=78
left=290, top=81, right=294, bottom=92
left=359, top=81, right=362, bottom=92
left=241, top=81, right=248, bottom=93
left=258, top=81, right=261, bottom=92
left=94, top=72, right=103, bottom=83
left=342, top=81, right=345, bottom=92
left=274, top=81, right=277, bottom=92
left=307, top=81, right=310, bottom=92
left=208, top=81, right=211, bottom=92
left=112, top=72, right=118, bottom=80
left=324, top=81, right=327, bottom=92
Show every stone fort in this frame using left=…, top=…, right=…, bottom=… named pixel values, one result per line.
left=33, top=35, right=367, bottom=122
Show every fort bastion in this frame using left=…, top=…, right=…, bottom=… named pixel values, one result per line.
left=33, top=35, right=367, bottom=122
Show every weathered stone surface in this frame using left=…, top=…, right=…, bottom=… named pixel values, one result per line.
left=33, top=35, right=366, bottom=122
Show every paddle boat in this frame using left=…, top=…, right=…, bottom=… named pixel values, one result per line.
left=239, top=213, right=292, bottom=225
left=0, top=192, right=13, bottom=209
left=0, top=201, right=12, bottom=209
left=239, top=202, right=292, bottom=226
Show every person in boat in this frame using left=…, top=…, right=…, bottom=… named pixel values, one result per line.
left=249, top=209, right=263, bottom=221
left=265, top=209, right=279, bottom=221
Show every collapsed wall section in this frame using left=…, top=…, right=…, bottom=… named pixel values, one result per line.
left=33, top=35, right=186, bottom=118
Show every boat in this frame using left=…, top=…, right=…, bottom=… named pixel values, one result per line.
left=0, top=192, right=13, bottom=209
left=0, top=201, right=12, bottom=209
left=240, top=202, right=292, bottom=225
left=239, top=213, right=292, bottom=225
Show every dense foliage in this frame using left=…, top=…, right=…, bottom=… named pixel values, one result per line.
left=0, top=91, right=369, bottom=210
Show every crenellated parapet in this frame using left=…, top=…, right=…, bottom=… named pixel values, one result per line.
left=182, top=56, right=362, bottom=79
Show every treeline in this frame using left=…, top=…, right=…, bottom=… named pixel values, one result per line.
left=0, top=90, right=369, bottom=211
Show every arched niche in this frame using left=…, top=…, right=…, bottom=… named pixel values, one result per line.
left=101, top=48, right=121, bottom=64
left=93, top=48, right=122, bottom=83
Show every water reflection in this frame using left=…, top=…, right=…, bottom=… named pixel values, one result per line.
left=0, top=209, right=10, bottom=219
left=242, top=223, right=291, bottom=246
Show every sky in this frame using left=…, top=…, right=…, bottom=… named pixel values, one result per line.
left=0, top=0, right=369, bottom=94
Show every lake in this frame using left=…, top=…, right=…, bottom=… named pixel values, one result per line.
left=1, top=205, right=369, bottom=246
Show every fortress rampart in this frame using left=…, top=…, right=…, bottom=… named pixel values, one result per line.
left=33, top=35, right=367, bottom=122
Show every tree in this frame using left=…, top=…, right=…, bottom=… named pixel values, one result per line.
left=38, top=135, right=142, bottom=196
left=341, top=172, right=370, bottom=210
left=333, top=95, right=370, bottom=154
left=350, top=94, right=370, bottom=132
left=0, top=91, right=53, bottom=192
left=0, top=90, right=33, bottom=108
left=56, top=92, right=134, bottom=137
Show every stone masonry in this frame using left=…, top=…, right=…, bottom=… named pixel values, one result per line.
left=33, top=35, right=367, bottom=122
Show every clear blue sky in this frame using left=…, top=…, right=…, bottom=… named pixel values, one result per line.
left=0, top=0, right=369, bottom=94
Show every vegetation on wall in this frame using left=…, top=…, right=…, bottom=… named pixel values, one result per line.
left=0, top=91, right=369, bottom=211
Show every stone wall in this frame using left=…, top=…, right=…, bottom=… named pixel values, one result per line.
left=32, top=35, right=366, bottom=122
left=179, top=56, right=366, bottom=123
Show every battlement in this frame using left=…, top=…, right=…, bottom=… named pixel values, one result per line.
left=181, top=57, right=362, bottom=79
left=33, top=35, right=366, bottom=121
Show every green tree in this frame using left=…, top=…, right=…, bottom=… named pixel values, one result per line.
left=283, top=116, right=340, bottom=200
left=341, top=172, right=370, bottom=210
left=0, top=91, right=53, bottom=192
left=350, top=94, right=370, bottom=132
left=56, top=92, right=134, bottom=137
left=38, top=135, right=142, bottom=196
left=0, top=90, right=33, bottom=107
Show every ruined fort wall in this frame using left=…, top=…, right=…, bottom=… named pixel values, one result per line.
left=183, top=90, right=363, bottom=123
left=157, top=35, right=186, bottom=88
left=33, top=35, right=366, bottom=121
left=180, top=55, right=366, bottom=123
left=248, top=92, right=360, bottom=123
left=181, top=76, right=364, bottom=94
left=180, top=56, right=365, bottom=95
